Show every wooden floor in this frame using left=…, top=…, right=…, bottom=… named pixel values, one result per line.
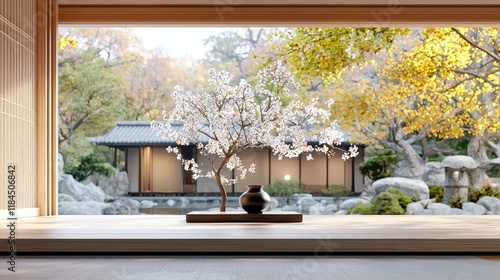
left=2, top=215, right=500, bottom=253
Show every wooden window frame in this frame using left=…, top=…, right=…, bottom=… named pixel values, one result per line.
left=39, top=2, right=500, bottom=215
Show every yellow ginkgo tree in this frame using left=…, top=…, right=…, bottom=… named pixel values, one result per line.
left=275, top=27, right=499, bottom=184
left=334, top=28, right=499, bottom=184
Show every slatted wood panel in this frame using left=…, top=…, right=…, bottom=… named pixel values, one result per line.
left=0, top=0, right=37, bottom=211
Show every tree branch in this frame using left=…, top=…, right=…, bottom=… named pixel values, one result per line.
left=451, top=28, right=500, bottom=63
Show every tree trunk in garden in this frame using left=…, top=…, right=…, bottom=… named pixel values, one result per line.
left=468, top=136, right=490, bottom=189
left=392, top=138, right=425, bottom=180
left=215, top=170, right=227, bottom=212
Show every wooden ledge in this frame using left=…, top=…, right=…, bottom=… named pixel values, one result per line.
left=2, top=215, right=500, bottom=253
left=186, top=211, right=303, bottom=223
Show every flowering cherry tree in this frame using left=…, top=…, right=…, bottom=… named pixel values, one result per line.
left=151, top=63, right=358, bottom=212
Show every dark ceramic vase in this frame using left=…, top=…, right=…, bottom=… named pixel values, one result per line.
left=239, top=185, right=271, bottom=214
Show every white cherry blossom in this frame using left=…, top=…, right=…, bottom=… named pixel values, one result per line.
left=151, top=62, right=357, bottom=212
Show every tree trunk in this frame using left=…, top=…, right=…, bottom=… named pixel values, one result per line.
left=467, top=136, right=490, bottom=189
left=392, top=140, right=425, bottom=180
left=215, top=170, right=227, bottom=212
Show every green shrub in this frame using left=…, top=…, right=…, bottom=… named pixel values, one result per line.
left=61, top=136, right=95, bottom=173
left=346, top=187, right=411, bottom=215
left=322, top=184, right=350, bottom=197
left=384, top=187, right=416, bottom=209
left=359, top=150, right=400, bottom=181
left=347, top=203, right=372, bottom=215
left=264, top=180, right=303, bottom=197
left=468, top=184, right=500, bottom=203
left=428, top=185, right=443, bottom=203
left=371, top=192, right=406, bottom=215
left=448, top=195, right=464, bottom=209
left=66, top=153, right=114, bottom=182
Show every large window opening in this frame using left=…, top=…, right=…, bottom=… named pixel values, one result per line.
left=57, top=26, right=500, bottom=216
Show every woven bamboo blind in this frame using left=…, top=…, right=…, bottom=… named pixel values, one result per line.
left=0, top=0, right=37, bottom=210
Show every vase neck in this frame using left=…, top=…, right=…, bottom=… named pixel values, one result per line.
left=247, top=185, right=263, bottom=191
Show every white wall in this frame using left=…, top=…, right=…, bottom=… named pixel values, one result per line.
left=152, top=147, right=181, bottom=192
left=127, top=148, right=140, bottom=192
left=328, top=155, right=346, bottom=186
left=235, top=148, right=270, bottom=192
left=300, top=152, right=327, bottom=186
left=196, top=152, right=232, bottom=193
left=270, top=154, right=300, bottom=183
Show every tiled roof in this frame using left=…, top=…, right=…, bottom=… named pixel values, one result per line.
left=88, top=121, right=354, bottom=147
left=88, top=121, right=179, bottom=147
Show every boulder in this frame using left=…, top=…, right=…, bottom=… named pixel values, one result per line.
left=373, top=177, right=429, bottom=200
left=334, top=210, right=347, bottom=215
left=297, top=197, right=319, bottom=212
left=102, top=197, right=140, bottom=215
left=269, top=198, right=280, bottom=210
left=290, top=193, right=313, bottom=205
left=281, top=205, right=299, bottom=212
left=446, top=208, right=466, bottom=215
left=414, top=209, right=435, bottom=215
left=427, top=203, right=452, bottom=214
left=58, top=193, right=76, bottom=202
left=58, top=201, right=108, bottom=215
left=477, top=196, right=500, bottom=214
left=58, top=153, right=64, bottom=175
left=441, top=155, right=478, bottom=170
left=167, top=199, right=176, bottom=206
left=339, top=198, right=370, bottom=211
left=462, top=202, right=487, bottom=215
left=406, top=202, right=424, bottom=215
left=418, top=198, right=436, bottom=207
left=291, top=193, right=313, bottom=199
left=140, top=200, right=155, bottom=208
left=83, top=168, right=130, bottom=197
left=131, top=200, right=141, bottom=208
left=325, top=204, right=338, bottom=214
left=309, top=203, right=327, bottom=215
left=423, top=162, right=445, bottom=186
left=59, top=174, right=105, bottom=202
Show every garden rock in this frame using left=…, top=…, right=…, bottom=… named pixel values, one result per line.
left=131, top=200, right=141, bottom=208
left=477, top=196, right=500, bottom=214
left=441, top=155, right=478, bottom=170
left=297, top=197, right=319, bottom=212
left=83, top=168, right=130, bottom=197
left=270, top=198, right=280, bottom=210
left=281, top=205, right=299, bottom=212
left=167, top=199, right=176, bottom=206
left=446, top=208, right=466, bottom=215
left=339, top=198, right=370, bottom=211
left=423, top=162, right=445, bottom=186
left=58, top=201, right=108, bottom=215
left=103, top=197, right=140, bottom=215
left=140, top=200, right=155, bottom=208
left=406, top=202, right=424, bottom=215
left=334, top=210, right=347, bottom=215
left=373, top=177, right=429, bottom=200
left=325, top=204, right=338, bottom=214
left=462, top=202, right=487, bottom=215
left=58, top=153, right=64, bottom=175
left=59, top=174, right=105, bottom=202
left=427, top=203, right=451, bottom=214
left=58, top=193, right=76, bottom=202
left=414, top=209, right=435, bottom=215
left=179, top=197, right=190, bottom=208
left=309, top=203, right=327, bottom=215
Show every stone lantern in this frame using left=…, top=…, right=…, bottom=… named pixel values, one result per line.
left=441, top=156, right=478, bottom=203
